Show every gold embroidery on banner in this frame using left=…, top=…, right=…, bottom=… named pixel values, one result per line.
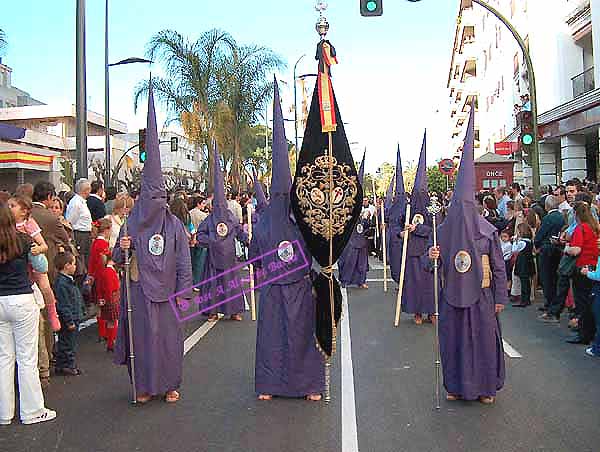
left=295, top=152, right=359, bottom=240
left=481, top=254, right=491, bottom=289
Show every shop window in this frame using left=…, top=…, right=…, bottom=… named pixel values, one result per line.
left=483, top=179, right=491, bottom=189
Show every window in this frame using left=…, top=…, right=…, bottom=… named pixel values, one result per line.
left=483, top=179, right=491, bottom=189
left=500, top=180, right=507, bottom=187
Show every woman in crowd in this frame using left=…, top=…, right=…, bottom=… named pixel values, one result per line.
left=107, top=196, right=133, bottom=249
left=0, top=206, right=56, bottom=425
left=563, top=202, right=599, bottom=345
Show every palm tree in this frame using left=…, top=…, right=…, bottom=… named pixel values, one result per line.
left=133, top=29, right=236, bottom=191
left=134, top=29, right=283, bottom=192
left=216, top=44, right=284, bottom=190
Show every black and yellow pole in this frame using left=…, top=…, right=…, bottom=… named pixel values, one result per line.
left=470, top=0, right=540, bottom=198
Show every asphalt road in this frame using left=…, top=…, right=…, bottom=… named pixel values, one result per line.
left=2, top=257, right=600, bottom=452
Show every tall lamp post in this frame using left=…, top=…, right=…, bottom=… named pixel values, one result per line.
left=76, top=0, right=88, bottom=179
left=470, top=0, right=540, bottom=197
left=104, top=0, right=152, bottom=186
left=104, top=55, right=152, bottom=185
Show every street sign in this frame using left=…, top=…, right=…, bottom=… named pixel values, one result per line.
left=494, top=141, right=518, bottom=156
left=438, top=159, right=455, bottom=176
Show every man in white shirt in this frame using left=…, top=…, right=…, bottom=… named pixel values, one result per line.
left=227, top=190, right=243, bottom=224
left=66, top=178, right=93, bottom=267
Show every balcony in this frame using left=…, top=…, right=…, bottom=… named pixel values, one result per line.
left=572, top=67, right=595, bottom=98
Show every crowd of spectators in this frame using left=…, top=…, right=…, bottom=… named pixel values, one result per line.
left=0, top=178, right=261, bottom=425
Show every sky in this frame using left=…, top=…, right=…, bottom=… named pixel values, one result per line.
left=1, top=0, right=457, bottom=175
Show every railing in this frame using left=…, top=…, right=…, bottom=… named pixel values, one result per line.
left=572, top=67, right=595, bottom=98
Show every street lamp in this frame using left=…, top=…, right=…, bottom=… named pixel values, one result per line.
left=104, top=0, right=152, bottom=186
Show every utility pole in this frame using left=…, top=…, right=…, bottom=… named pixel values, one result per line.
left=470, top=0, right=540, bottom=197
left=76, top=0, right=88, bottom=179
left=104, top=0, right=110, bottom=185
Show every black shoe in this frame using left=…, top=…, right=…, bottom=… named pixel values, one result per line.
left=538, top=306, right=547, bottom=312
left=565, top=335, right=589, bottom=345
left=513, top=303, right=530, bottom=308
left=55, top=367, right=82, bottom=376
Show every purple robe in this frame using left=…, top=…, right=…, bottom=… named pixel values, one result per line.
left=338, top=216, right=371, bottom=286
left=438, top=226, right=507, bottom=400
left=113, top=219, right=192, bottom=396
left=400, top=224, right=434, bottom=314
left=113, top=82, right=192, bottom=397
left=196, top=214, right=247, bottom=316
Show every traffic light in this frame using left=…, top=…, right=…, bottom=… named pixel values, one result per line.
left=170, top=136, right=178, bottom=152
left=139, top=128, right=147, bottom=163
left=519, top=111, right=533, bottom=165
left=360, top=0, right=383, bottom=16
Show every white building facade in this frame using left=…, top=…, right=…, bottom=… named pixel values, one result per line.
left=447, top=0, right=600, bottom=189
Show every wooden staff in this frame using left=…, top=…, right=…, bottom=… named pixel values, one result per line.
left=371, top=177, right=379, bottom=248
left=381, top=204, right=388, bottom=292
left=325, top=131, right=335, bottom=403
left=394, top=203, right=411, bottom=327
left=122, top=216, right=137, bottom=404
left=247, top=204, right=256, bottom=321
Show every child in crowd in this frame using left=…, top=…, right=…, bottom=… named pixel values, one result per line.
left=512, top=223, right=536, bottom=308
left=7, top=196, right=61, bottom=331
left=95, top=253, right=120, bottom=352
left=581, top=260, right=600, bottom=358
left=53, top=252, right=84, bottom=376
left=500, top=230, right=513, bottom=294
left=88, top=218, right=112, bottom=343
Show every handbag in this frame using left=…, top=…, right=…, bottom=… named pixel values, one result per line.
left=558, top=254, right=577, bottom=277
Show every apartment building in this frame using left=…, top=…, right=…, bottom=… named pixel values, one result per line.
left=447, top=0, right=600, bottom=188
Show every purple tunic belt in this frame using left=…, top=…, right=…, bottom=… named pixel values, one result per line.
left=255, top=278, right=325, bottom=397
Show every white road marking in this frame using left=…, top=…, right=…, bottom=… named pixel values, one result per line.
left=341, top=287, right=360, bottom=452
left=502, top=339, right=523, bottom=358
left=184, top=319, right=220, bottom=355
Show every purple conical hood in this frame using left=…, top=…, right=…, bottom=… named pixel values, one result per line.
left=412, top=131, right=427, bottom=196
left=125, top=79, right=183, bottom=302
left=252, top=167, right=268, bottom=212
left=395, top=144, right=405, bottom=198
left=409, top=130, right=431, bottom=222
left=438, top=102, right=495, bottom=309
left=384, top=173, right=395, bottom=211
left=139, top=81, right=166, bottom=212
left=358, top=150, right=366, bottom=185
left=271, top=78, right=292, bottom=196
left=211, top=140, right=228, bottom=218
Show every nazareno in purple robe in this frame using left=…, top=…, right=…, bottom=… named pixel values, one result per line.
left=434, top=104, right=507, bottom=400
left=338, top=152, right=370, bottom=287
left=434, top=224, right=507, bottom=399
left=195, top=142, right=248, bottom=316
left=338, top=216, right=371, bottom=287
left=113, top=83, right=193, bottom=396
left=250, top=79, right=324, bottom=397
left=388, top=145, right=407, bottom=284
left=400, top=132, right=434, bottom=315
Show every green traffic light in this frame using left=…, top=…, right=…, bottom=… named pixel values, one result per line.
left=522, top=134, right=533, bottom=145
left=367, top=0, right=377, bottom=11
left=140, top=151, right=147, bottom=163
